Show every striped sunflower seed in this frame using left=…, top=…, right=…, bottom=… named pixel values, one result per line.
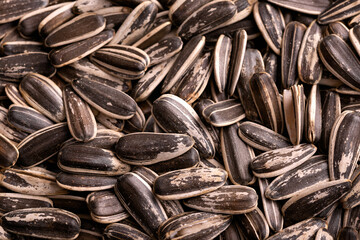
left=38, top=2, right=75, bottom=38
left=5, top=85, right=28, bottom=106
left=263, top=48, right=280, bottom=87
left=342, top=171, right=360, bottom=209
left=0, top=193, right=53, bottom=215
left=144, top=36, right=182, bottom=67
left=44, top=13, right=106, bottom=47
left=103, top=223, right=151, bottom=240
left=172, top=51, right=213, bottom=104
left=266, top=155, right=330, bottom=200
left=153, top=167, right=228, bottom=200
left=298, top=20, right=323, bottom=84
left=214, top=34, right=232, bottom=93
left=168, top=0, right=208, bottom=26
left=320, top=91, right=341, bottom=152
left=1, top=208, right=81, bottom=239
left=253, top=2, right=285, bottom=55
left=326, top=204, right=343, bottom=238
left=251, top=143, right=317, bottom=178
left=158, top=211, right=232, bottom=240
left=115, top=132, right=194, bottom=165
left=266, top=218, right=327, bottom=240
left=0, top=0, right=48, bottom=24
left=236, top=47, right=263, bottom=120
left=96, top=113, right=124, bottom=132
left=249, top=72, right=284, bottom=134
left=123, top=103, right=146, bottom=133
left=132, top=21, right=172, bottom=50
left=267, top=0, right=330, bottom=15
left=350, top=24, right=360, bottom=57
left=0, top=52, right=56, bottom=81
left=318, top=34, right=360, bottom=91
left=282, top=179, right=351, bottom=224
left=0, top=133, right=18, bottom=168
left=94, top=6, right=132, bottom=30
left=183, top=185, right=258, bottom=214
left=219, top=221, right=243, bottom=240
left=326, top=21, right=350, bottom=43
left=221, top=123, right=255, bottom=186
left=72, top=0, right=113, bottom=14
left=0, top=106, right=28, bottom=143
left=318, top=0, right=360, bottom=25
left=258, top=178, right=283, bottom=232
left=71, top=77, right=137, bottom=120
left=235, top=207, right=270, bottom=240
left=19, top=73, right=64, bottom=123
left=281, top=21, right=306, bottom=89
left=17, top=123, right=71, bottom=168
left=304, top=84, right=322, bottom=143
left=58, top=145, right=131, bottom=176
left=238, top=121, right=291, bottom=151
left=315, top=228, right=333, bottom=240
left=177, top=0, right=236, bottom=40
left=110, top=1, right=158, bottom=45
left=114, top=172, right=168, bottom=238
left=0, top=168, right=68, bottom=195
left=86, top=190, right=129, bottom=224
left=161, top=35, right=205, bottom=93
left=337, top=227, right=359, bottom=240
left=329, top=110, right=360, bottom=180
left=283, top=84, right=305, bottom=145
left=0, top=22, right=16, bottom=40
left=56, top=172, right=117, bottom=191
left=63, top=85, right=97, bottom=142
left=343, top=205, right=360, bottom=229
left=202, top=99, right=245, bottom=127
left=152, top=94, right=215, bottom=158
left=49, top=29, right=115, bottom=68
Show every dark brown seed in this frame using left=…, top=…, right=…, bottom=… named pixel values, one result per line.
left=214, top=34, right=232, bottom=93
left=236, top=207, right=270, bottom=240
left=103, top=223, right=151, bottom=240
left=153, top=167, right=228, bottom=200
left=0, top=0, right=48, bottom=24
left=0, top=133, right=18, bottom=168
left=267, top=0, right=330, bottom=15
left=169, top=0, right=209, bottom=26
left=132, top=21, right=172, bottom=50
left=326, top=21, right=350, bottom=43
left=72, top=0, right=113, bottom=14
left=304, top=84, right=322, bottom=144
left=0, top=193, right=53, bottom=214
left=17, top=123, right=72, bottom=168
left=318, top=0, right=360, bottom=25
left=1, top=208, right=81, bottom=239
left=56, top=172, right=117, bottom=191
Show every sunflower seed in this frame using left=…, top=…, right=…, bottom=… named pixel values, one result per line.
left=0, top=22, right=16, bottom=40
left=152, top=94, right=215, bottom=158
left=0, top=0, right=48, bottom=24
left=282, top=179, right=351, bottom=223
left=326, top=21, right=350, bottom=43
left=267, top=218, right=327, bottom=240
left=132, top=21, right=172, bottom=50
left=267, top=0, right=330, bottom=15
left=281, top=21, right=306, bottom=89
left=172, top=51, right=213, bottom=104
left=0, top=193, right=53, bottom=214
left=329, top=110, right=360, bottom=180
left=95, top=6, right=131, bottom=30
left=44, top=13, right=106, bottom=47
left=18, top=2, right=68, bottom=38
left=0, top=168, right=68, bottom=195
left=71, top=77, right=137, bottom=120
left=318, top=0, right=360, bottom=25
left=338, top=227, right=359, bottom=240
left=56, top=172, right=117, bottom=191
left=168, top=0, right=208, bottom=26
left=0, top=106, right=28, bottom=143
left=249, top=72, right=284, bottom=133
left=86, top=190, right=129, bottom=224
left=177, top=0, right=236, bottom=40
left=236, top=207, right=270, bottom=240
left=0, top=52, right=56, bottom=81
left=253, top=2, right=285, bottom=55
left=158, top=211, right=232, bottom=240
left=304, top=84, right=322, bottom=143
left=214, top=34, right=231, bottom=93
left=17, top=123, right=71, bottom=167
left=238, top=121, right=291, bottom=151
left=103, top=223, right=152, bottom=240
left=251, top=143, right=317, bottom=178
left=38, top=2, right=75, bottom=38
left=110, top=1, right=158, bottom=45
left=161, top=35, right=205, bottom=93
left=49, top=195, right=88, bottom=215
left=219, top=221, right=243, bottom=240
left=144, top=36, right=182, bottom=67
left=266, top=155, right=330, bottom=200
left=72, top=0, right=113, bottom=14
left=221, top=123, right=255, bottom=185
left=298, top=20, right=323, bottom=84
left=1, top=208, right=80, bottom=239
left=0, top=133, right=18, bottom=168
left=283, top=84, right=305, bottom=145
left=342, top=171, right=360, bottom=209
left=343, top=205, right=360, bottom=230
left=258, top=178, right=283, bottom=232
left=58, top=145, right=131, bottom=176
left=236, top=47, right=263, bottom=120
left=183, top=185, right=258, bottom=214
left=315, top=228, right=333, bottom=240
left=49, top=29, right=114, bottom=68
left=114, top=172, right=168, bottom=238
left=153, top=167, right=227, bottom=200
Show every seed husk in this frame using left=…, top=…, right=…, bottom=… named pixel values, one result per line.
left=318, top=0, right=360, bottom=25
left=342, top=171, right=360, bottom=209
left=169, top=0, right=209, bottom=26
left=103, top=223, right=152, bottom=240
left=268, top=0, right=330, bottom=15
left=72, top=0, right=113, bottom=14
left=0, top=133, right=18, bottom=168
left=183, top=185, right=258, bottom=214
left=236, top=207, right=270, bottom=240
left=0, top=193, right=53, bottom=214
left=132, top=21, right=172, bottom=50
left=1, top=208, right=81, bottom=240
left=214, top=34, right=232, bottom=93
left=0, top=106, right=28, bottom=143
left=56, top=172, right=117, bottom=191
left=0, top=0, right=48, bottom=24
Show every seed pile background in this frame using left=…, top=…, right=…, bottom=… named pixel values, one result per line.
left=0, top=0, right=359, bottom=239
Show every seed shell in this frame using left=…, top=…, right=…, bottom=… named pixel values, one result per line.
left=304, top=84, right=322, bottom=143
left=56, top=172, right=117, bottom=191
left=318, top=0, right=360, bottom=25
left=0, top=133, right=18, bottom=168
left=214, top=34, right=232, bottom=93
left=236, top=207, right=270, bottom=240
left=267, top=0, right=330, bottom=15
left=0, top=0, right=48, bottom=24
left=0, top=193, right=53, bottom=214
left=103, top=223, right=151, bottom=240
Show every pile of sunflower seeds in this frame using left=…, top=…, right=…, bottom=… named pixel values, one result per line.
left=0, top=0, right=360, bottom=239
